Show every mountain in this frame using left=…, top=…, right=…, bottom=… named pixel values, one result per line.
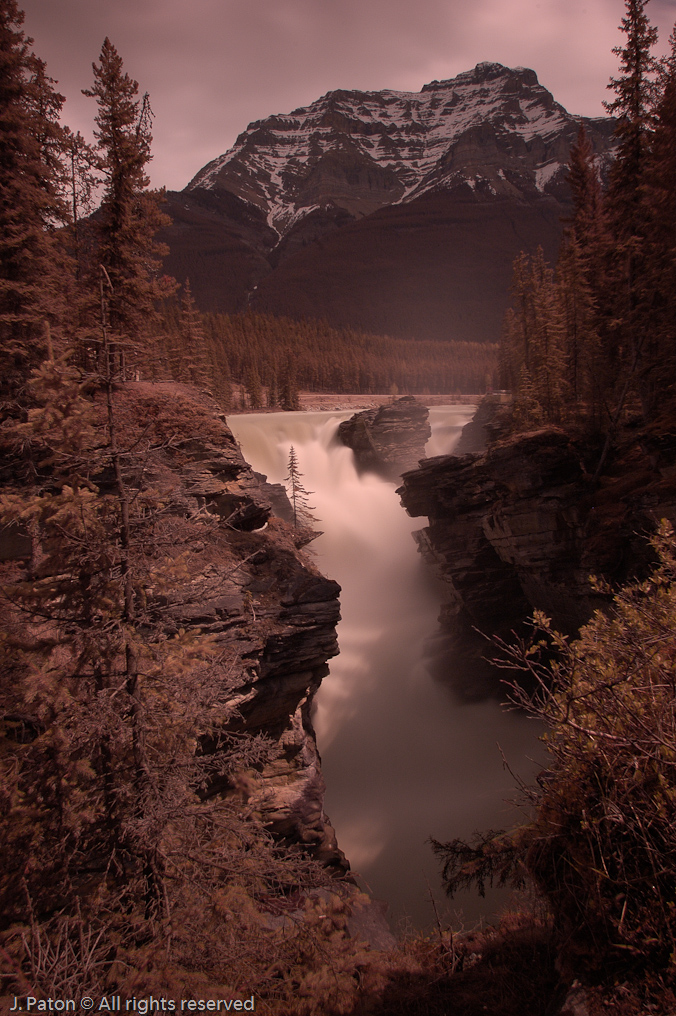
left=160, top=62, right=616, bottom=344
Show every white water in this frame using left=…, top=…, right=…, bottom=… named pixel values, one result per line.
left=228, top=407, right=541, bottom=931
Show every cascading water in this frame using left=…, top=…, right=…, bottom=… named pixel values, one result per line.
left=229, top=407, right=541, bottom=930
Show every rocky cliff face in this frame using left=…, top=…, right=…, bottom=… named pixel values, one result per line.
left=188, top=63, right=614, bottom=239
left=160, top=63, right=616, bottom=344
left=337, top=396, right=431, bottom=479
left=398, top=415, right=676, bottom=661
left=31, top=383, right=344, bottom=867
left=156, top=388, right=344, bottom=863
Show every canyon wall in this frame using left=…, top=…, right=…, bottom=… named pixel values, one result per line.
left=154, top=387, right=345, bottom=865
left=399, top=409, right=676, bottom=660
left=3, top=383, right=345, bottom=869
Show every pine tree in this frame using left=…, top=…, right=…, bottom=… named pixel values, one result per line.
left=267, top=367, right=279, bottom=408
left=604, top=0, right=659, bottom=237
left=558, top=126, right=609, bottom=420
left=0, top=1, right=69, bottom=413
left=499, top=249, right=567, bottom=425
left=284, top=446, right=318, bottom=532
left=601, top=0, right=659, bottom=421
left=245, top=364, right=263, bottom=409
left=639, top=28, right=676, bottom=411
left=83, top=39, right=173, bottom=365
left=280, top=362, right=300, bottom=411
left=178, top=278, right=208, bottom=383
left=556, top=238, right=599, bottom=415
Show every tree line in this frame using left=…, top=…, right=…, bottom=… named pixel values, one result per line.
left=157, top=299, right=498, bottom=408
left=500, top=0, right=676, bottom=475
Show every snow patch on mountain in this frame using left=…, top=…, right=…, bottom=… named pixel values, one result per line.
left=535, top=161, right=564, bottom=191
left=187, top=62, right=615, bottom=240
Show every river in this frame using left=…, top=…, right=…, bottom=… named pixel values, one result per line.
left=228, top=406, right=542, bottom=932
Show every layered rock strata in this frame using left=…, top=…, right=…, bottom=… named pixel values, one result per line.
left=337, top=396, right=431, bottom=478
left=152, top=388, right=344, bottom=864
left=1, top=383, right=345, bottom=867
left=398, top=421, right=676, bottom=660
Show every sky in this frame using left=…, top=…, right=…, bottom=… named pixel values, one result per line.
left=19, top=0, right=676, bottom=192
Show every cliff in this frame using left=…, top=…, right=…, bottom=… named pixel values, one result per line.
left=144, top=385, right=346, bottom=864
left=337, top=396, right=431, bottom=478
left=1, top=382, right=345, bottom=868
left=398, top=414, right=676, bottom=661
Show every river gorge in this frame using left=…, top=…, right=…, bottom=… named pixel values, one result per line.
left=229, top=406, right=543, bottom=931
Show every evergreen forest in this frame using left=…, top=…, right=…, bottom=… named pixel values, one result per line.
left=499, top=0, right=676, bottom=465
left=157, top=303, right=497, bottom=409
left=2, top=0, right=676, bottom=1012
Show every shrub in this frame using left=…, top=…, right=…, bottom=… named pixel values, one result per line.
left=435, top=521, right=676, bottom=980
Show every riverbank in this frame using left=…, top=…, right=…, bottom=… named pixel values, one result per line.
left=226, top=392, right=483, bottom=414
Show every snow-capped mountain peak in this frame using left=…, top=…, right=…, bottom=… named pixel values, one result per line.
left=186, top=62, right=615, bottom=241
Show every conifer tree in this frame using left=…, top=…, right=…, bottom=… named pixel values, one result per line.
left=267, top=367, right=279, bottom=408
left=639, top=27, right=676, bottom=411
left=604, top=0, right=658, bottom=237
left=499, top=249, right=567, bottom=424
left=245, top=364, right=263, bottom=409
left=601, top=0, right=659, bottom=421
left=0, top=0, right=69, bottom=413
left=280, top=362, right=300, bottom=411
left=178, top=277, right=208, bottom=383
left=83, top=39, right=173, bottom=359
left=284, top=446, right=317, bottom=532
left=567, top=125, right=604, bottom=250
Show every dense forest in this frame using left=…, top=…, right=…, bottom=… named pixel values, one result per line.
left=157, top=302, right=497, bottom=408
left=499, top=0, right=676, bottom=471
left=2, top=0, right=676, bottom=1012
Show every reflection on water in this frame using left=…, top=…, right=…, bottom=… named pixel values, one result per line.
left=228, top=406, right=543, bottom=931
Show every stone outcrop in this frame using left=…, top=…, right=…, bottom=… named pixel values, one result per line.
left=103, top=385, right=345, bottom=867
left=337, top=396, right=431, bottom=478
left=398, top=421, right=676, bottom=660
left=453, top=392, right=512, bottom=454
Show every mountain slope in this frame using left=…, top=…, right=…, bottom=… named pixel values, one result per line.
left=160, top=63, right=616, bottom=342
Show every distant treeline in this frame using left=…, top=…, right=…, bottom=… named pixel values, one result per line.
left=158, top=298, right=498, bottom=408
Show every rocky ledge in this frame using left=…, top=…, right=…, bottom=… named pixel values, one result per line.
left=398, top=412, right=676, bottom=662
left=337, top=395, right=431, bottom=479
left=2, top=382, right=345, bottom=868
left=149, top=387, right=345, bottom=864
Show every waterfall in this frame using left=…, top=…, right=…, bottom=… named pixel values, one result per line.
left=228, top=407, right=541, bottom=930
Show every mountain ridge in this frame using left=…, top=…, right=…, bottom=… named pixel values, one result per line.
left=186, top=61, right=615, bottom=240
left=160, top=62, right=617, bottom=343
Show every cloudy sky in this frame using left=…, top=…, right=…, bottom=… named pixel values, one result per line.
left=19, top=0, right=676, bottom=192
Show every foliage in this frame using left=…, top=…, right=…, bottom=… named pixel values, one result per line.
left=435, top=522, right=676, bottom=980
left=500, top=249, right=567, bottom=425
left=0, top=354, right=379, bottom=1012
left=349, top=912, right=558, bottom=1016
left=501, top=0, right=676, bottom=465
left=157, top=307, right=498, bottom=408
left=0, top=0, right=70, bottom=413
left=0, top=13, right=405, bottom=1013
left=285, top=445, right=320, bottom=539
left=82, top=38, right=174, bottom=355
